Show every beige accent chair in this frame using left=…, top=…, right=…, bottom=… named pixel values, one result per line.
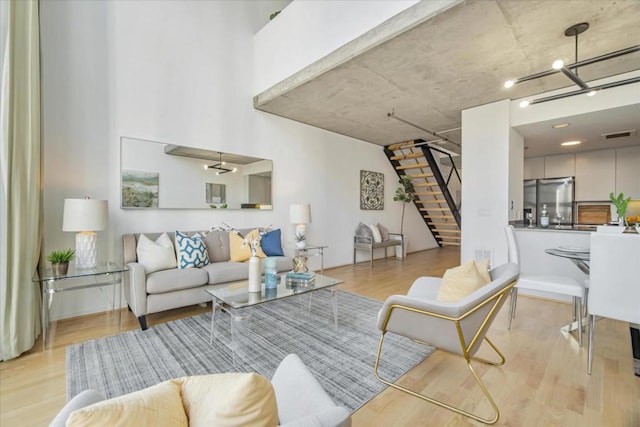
left=587, top=232, right=640, bottom=375
left=504, top=225, right=587, bottom=346
left=374, top=262, right=519, bottom=424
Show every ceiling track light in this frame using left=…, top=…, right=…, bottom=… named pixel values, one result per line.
left=205, top=152, right=237, bottom=174
left=504, top=22, right=640, bottom=107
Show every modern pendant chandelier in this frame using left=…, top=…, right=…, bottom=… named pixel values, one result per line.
left=504, top=22, right=640, bottom=107
left=204, top=152, right=237, bottom=175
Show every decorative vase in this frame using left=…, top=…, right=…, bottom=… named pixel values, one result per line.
left=51, top=262, right=69, bottom=276
left=296, top=240, right=306, bottom=249
left=248, top=256, right=262, bottom=292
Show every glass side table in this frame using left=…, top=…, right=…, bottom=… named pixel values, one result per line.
left=33, top=262, right=127, bottom=350
left=290, top=244, right=328, bottom=273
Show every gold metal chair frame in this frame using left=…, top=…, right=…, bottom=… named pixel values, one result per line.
left=374, top=280, right=516, bottom=425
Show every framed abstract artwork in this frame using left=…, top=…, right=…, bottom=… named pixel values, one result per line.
left=360, top=170, right=384, bottom=210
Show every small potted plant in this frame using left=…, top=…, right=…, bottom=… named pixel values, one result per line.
left=394, top=175, right=415, bottom=235
left=47, top=249, right=75, bottom=276
left=610, top=192, right=631, bottom=227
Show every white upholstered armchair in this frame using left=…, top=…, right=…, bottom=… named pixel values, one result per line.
left=374, top=262, right=519, bottom=424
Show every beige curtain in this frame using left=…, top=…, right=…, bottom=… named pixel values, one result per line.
left=0, top=0, right=42, bottom=360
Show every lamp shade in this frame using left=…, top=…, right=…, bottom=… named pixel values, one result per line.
left=289, top=204, right=311, bottom=224
left=62, top=198, right=108, bottom=232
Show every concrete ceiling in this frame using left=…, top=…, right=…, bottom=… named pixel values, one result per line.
left=254, top=0, right=640, bottom=157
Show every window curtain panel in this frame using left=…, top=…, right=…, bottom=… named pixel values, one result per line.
left=0, top=0, right=42, bottom=360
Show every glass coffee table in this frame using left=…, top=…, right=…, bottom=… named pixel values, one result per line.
left=205, top=273, right=343, bottom=365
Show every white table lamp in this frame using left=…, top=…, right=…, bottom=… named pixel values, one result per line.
left=290, top=204, right=311, bottom=249
left=63, top=198, right=108, bottom=269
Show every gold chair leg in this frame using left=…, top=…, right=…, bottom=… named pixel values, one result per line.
left=471, top=337, right=506, bottom=367
left=374, top=333, right=501, bottom=425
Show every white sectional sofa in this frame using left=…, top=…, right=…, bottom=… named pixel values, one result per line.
left=122, top=229, right=291, bottom=329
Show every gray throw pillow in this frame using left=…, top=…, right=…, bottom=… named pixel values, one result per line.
left=203, top=230, right=230, bottom=262
left=355, top=222, right=373, bottom=240
left=377, top=223, right=390, bottom=241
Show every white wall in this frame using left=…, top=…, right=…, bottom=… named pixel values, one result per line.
left=40, top=0, right=436, bottom=320
left=461, top=100, right=514, bottom=267
left=254, top=0, right=460, bottom=94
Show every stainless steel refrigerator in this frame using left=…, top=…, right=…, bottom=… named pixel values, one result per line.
left=523, top=177, right=575, bottom=226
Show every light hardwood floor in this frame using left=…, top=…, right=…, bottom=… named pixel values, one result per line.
left=1, top=247, right=638, bottom=426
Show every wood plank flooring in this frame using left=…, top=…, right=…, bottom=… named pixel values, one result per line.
left=1, top=247, right=638, bottom=426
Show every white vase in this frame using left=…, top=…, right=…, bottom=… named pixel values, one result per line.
left=248, top=256, right=262, bottom=292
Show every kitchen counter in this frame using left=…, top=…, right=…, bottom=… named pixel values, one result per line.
left=510, top=223, right=598, bottom=233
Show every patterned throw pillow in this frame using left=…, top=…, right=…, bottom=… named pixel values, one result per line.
left=260, top=229, right=284, bottom=256
left=175, top=231, right=210, bottom=269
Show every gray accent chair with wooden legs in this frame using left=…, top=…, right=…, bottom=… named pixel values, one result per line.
left=374, top=262, right=519, bottom=425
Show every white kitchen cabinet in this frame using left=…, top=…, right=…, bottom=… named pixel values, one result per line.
left=545, top=153, right=575, bottom=178
left=575, top=149, right=616, bottom=201
left=616, top=145, right=640, bottom=199
left=524, top=157, right=544, bottom=179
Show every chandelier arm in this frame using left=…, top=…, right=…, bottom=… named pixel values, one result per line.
left=529, top=76, right=640, bottom=105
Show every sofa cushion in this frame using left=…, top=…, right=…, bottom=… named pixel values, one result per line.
left=136, top=233, right=177, bottom=274
left=66, top=378, right=187, bottom=427
left=367, top=224, right=383, bottom=243
left=203, top=261, right=250, bottom=285
left=203, top=230, right=230, bottom=263
left=147, top=268, right=209, bottom=294
left=261, top=229, right=284, bottom=256
left=180, top=373, right=278, bottom=427
left=229, top=230, right=266, bottom=262
left=175, top=231, right=210, bottom=269
left=437, top=260, right=489, bottom=302
left=377, top=223, right=390, bottom=241
left=355, top=222, right=372, bottom=240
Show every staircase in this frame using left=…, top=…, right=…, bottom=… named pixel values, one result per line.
left=384, top=139, right=461, bottom=247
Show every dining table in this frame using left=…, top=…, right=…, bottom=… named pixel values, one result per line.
left=546, top=244, right=640, bottom=376
left=545, top=246, right=590, bottom=334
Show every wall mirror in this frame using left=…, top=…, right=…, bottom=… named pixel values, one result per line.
left=120, top=137, right=272, bottom=210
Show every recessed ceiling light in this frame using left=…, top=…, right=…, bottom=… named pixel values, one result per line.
left=561, top=140, right=582, bottom=146
left=552, top=123, right=570, bottom=129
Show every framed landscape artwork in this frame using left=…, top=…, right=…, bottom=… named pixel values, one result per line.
left=121, top=170, right=159, bottom=208
left=360, top=170, right=384, bottom=210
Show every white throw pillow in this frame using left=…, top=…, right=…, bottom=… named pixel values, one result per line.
left=368, top=224, right=383, bottom=243
left=136, top=233, right=177, bottom=274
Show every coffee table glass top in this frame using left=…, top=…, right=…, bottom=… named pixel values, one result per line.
left=205, top=273, right=343, bottom=309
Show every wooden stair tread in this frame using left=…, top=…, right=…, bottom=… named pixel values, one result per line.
left=387, top=141, right=416, bottom=151
left=419, top=207, right=450, bottom=211
left=407, top=173, right=434, bottom=179
left=424, top=215, right=454, bottom=219
left=439, top=236, right=461, bottom=240
left=390, top=152, right=425, bottom=161
left=414, top=191, right=443, bottom=196
left=413, top=182, right=440, bottom=188
left=440, top=242, right=461, bottom=246
left=432, top=229, right=461, bottom=234
left=396, top=163, right=430, bottom=170
left=419, top=199, right=446, bottom=204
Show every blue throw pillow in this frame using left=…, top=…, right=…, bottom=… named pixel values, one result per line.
left=175, top=231, right=210, bottom=269
left=261, top=229, right=284, bottom=256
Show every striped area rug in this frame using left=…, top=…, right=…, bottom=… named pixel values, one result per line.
left=67, top=290, right=434, bottom=412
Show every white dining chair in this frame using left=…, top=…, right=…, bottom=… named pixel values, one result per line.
left=504, top=225, right=587, bottom=346
left=587, top=232, right=640, bottom=375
